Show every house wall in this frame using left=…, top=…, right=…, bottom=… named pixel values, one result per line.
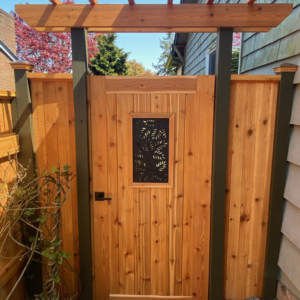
left=240, top=1, right=300, bottom=299
left=183, top=0, right=242, bottom=75
left=0, top=9, right=16, bottom=91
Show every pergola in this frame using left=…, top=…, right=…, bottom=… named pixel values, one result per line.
left=13, top=1, right=293, bottom=300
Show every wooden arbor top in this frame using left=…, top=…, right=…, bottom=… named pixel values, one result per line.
left=16, top=2, right=293, bottom=33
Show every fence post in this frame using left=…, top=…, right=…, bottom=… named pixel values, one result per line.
left=10, top=60, right=43, bottom=297
left=263, top=63, right=298, bottom=300
left=10, top=61, right=35, bottom=178
left=209, top=28, right=233, bottom=300
left=70, top=28, right=93, bottom=299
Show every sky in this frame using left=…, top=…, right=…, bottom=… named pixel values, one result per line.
left=0, top=0, right=181, bottom=71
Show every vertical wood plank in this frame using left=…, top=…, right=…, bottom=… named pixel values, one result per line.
left=117, top=94, right=135, bottom=295
left=150, top=94, right=169, bottom=296
left=67, top=81, right=80, bottom=278
left=224, top=80, right=278, bottom=299
left=31, top=81, right=47, bottom=171
left=193, top=76, right=214, bottom=300
left=224, top=82, right=245, bottom=300
left=89, top=76, right=109, bottom=300
left=182, top=93, right=195, bottom=297
left=56, top=81, right=75, bottom=295
left=169, top=94, right=185, bottom=296
left=234, top=82, right=258, bottom=300
left=133, top=94, right=151, bottom=295
left=107, top=94, right=119, bottom=294
left=246, top=83, right=277, bottom=297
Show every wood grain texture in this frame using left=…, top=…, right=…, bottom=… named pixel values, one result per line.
left=30, top=79, right=79, bottom=297
left=231, top=75, right=281, bottom=82
left=15, top=4, right=292, bottom=32
left=0, top=90, right=15, bottom=100
left=34, top=26, right=273, bottom=33
left=168, top=94, right=185, bottom=296
left=0, top=134, right=19, bottom=157
left=106, top=77, right=197, bottom=94
left=224, top=81, right=278, bottom=299
left=89, top=75, right=213, bottom=298
left=150, top=94, right=169, bottom=296
left=106, top=94, right=119, bottom=294
left=117, top=94, right=135, bottom=294
left=133, top=94, right=151, bottom=296
left=27, top=73, right=72, bottom=81
left=89, top=76, right=110, bottom=300
left=0, top=100, right=13, bottom=135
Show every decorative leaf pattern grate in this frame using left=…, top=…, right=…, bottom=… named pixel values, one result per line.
left=133, top=118, right=169, bottom=183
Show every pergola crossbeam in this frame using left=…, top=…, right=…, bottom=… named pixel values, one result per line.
left=15, top=4, right=292, bottom=33
left=49, top=0, right=61, bottom=4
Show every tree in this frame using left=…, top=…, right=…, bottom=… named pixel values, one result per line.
left=126, top=59, right=156, bottom=76
left=231, top=50, right=239, bottom=74
left=152, top=33, right=177, bottom=76
left=12, top=0, right=99, bottom=73
left=89, top=34, right=128, bottom=76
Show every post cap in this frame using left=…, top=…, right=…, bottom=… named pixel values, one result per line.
left=10, top=61, right=34, bottom=71
left=273, top=63, right=298, bottom=74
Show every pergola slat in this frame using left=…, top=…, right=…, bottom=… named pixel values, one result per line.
left=49, top=0, right=61, bottom=4
left=15, top=4, right=292, bottom=33
left=168, top=0, right=173, bottom=4
left=247, top=0, right=256, bottom=3
left=128, top=0, right=135, bottom=4
left=88, top=0, right=98, bottom=4
left=206, top=0, right=214, bottom=4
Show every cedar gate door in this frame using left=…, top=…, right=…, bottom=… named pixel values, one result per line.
left=88, top=75, right=215, bottom=300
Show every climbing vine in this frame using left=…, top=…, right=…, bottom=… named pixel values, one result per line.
left=0, top=155, right=79, bottom=300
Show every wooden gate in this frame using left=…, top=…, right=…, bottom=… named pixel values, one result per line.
left=88, top=76, right=215, bottom=300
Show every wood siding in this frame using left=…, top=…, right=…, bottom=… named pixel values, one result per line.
left=241, top=1, right=300, bottom=73
left=30, top=79, right=79, bottom=297
left=183, top=0, right=243, bottom=76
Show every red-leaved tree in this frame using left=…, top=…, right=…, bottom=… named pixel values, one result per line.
left=12, top=0, right=99, bottom=73
left=233, top=32, right=241, bottom=49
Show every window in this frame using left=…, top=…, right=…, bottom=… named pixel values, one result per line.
left=206, top=45, right=217, bottom=75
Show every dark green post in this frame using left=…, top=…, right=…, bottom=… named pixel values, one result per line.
left=10, top=61, right=43, bottom=297
left=10, top=61, right=35, bottom=179
left=263, top=63, right=298, bottom=300
left=71, top=28, right=93, bottom=299
left=209, top=28, right=233, bottom=300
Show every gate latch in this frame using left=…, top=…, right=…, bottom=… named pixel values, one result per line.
left=95, top=192, right=112, bottom=201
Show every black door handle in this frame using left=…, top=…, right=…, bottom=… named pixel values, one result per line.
left=95, top=192, right=112, bottom=201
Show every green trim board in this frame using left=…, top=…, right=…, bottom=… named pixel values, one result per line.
left=71, top=28, right=93, bottom=299
left=209, top=27, right=233, bottom=300
left=263, top=64, right=298, bottom=300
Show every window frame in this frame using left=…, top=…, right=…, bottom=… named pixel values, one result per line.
left=129, top=113, right=175, bottom=188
